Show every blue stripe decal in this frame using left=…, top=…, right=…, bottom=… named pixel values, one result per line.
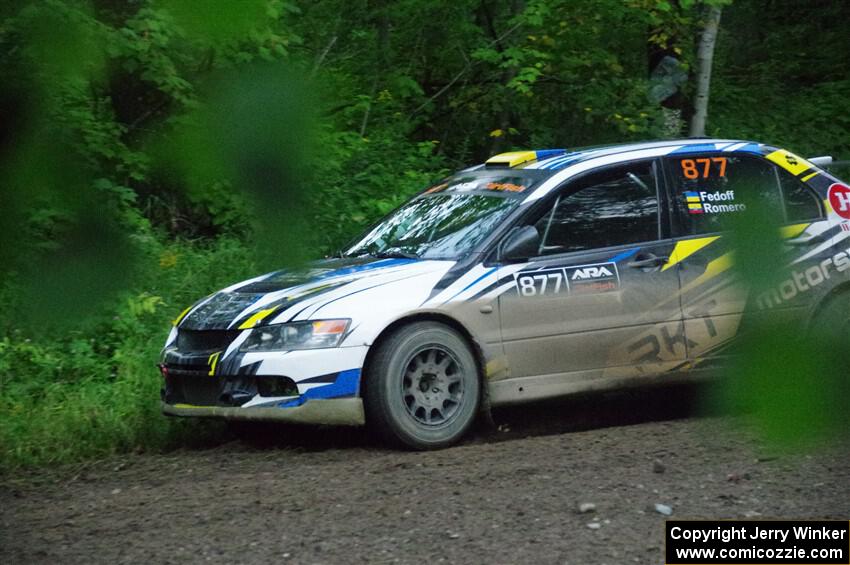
left=531, top=157, right=562, bottom=169
left=443, top=267, right=497, bottom=304
left=310, top=270, right=432, bottom=318
left=669, top=143, right=724, bottom=155
left=279, top=368, right=361, bottom=407
left=666, top=142, right=763, bottom=156
left=546, top=155, right=586, bottom=170
left=541, top=157, right=569, bottom=170
left=315, top=258, right=416, bottom=281
left=608, top=248, right=639, bottom=263
left=535, top=149, right=567, bottom=160
left=669, top=142, right=763, bottom=156
left=734, top=143, right=762, bottom=154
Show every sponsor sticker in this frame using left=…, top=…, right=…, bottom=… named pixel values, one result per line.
left=514, top=262, right=621, bottom=297
left=828, top=183, right=850, bottom=220
left=484, top=181, right=527, bottom=193
left=429, top=176, right=533, bottom=196
left=757, top=244, right=850, bottom=309
left=565, top=262, right=620, bottom=294
left=424, top=182, right=448, bottom=194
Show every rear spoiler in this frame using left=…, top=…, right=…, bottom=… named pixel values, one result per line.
left=808, top=155, right=833, bottom=166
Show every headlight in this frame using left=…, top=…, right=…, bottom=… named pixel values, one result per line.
left=240, top=319, right=351, bottom=352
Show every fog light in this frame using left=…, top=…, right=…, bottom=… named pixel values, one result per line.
left=256, top=376, right=298, bottom=397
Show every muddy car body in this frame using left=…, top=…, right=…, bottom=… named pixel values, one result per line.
left=160, top=138, right=850, bottom=448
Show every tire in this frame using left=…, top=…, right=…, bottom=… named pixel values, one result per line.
left=364, top=322, right=481, bottom=449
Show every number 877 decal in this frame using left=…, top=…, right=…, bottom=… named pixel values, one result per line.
left=515, top=268, right=570, bottom=297
left=514, top=262, right=621, bottom=297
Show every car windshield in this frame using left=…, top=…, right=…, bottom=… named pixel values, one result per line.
left=344, top=178, right=529, bottom=260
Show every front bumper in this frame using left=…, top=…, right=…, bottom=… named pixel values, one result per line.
left=162, top=398, right=365, bottom=426
left=160, top=344, right=370, bottom=413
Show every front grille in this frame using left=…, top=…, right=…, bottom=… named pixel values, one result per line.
left=162, top=371, right=262, bottom=407
left=171, top=373, right=223, bottom=405
left=177, top=329, right=241, bottom=353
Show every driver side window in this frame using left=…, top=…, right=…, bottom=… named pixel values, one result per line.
left=534, top=160, right=661, bottom=256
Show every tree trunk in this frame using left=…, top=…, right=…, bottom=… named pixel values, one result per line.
left=483, top=0, right=524, bottom=155
left=689, top=4, right=722, bottom=137
left=360, top=7, right=389, bottom=138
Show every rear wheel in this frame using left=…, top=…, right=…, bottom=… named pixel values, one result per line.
left=364, top=322, right=480, bottom=449
left=812, top=291, right=850, bottom=342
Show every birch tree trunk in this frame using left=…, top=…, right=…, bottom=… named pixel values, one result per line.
left=689, top=4, right=723, bottom=137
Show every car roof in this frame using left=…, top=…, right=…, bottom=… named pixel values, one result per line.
left=481, top=138, right=763, bottom=173
left=473, top=138, right=781, bottom=203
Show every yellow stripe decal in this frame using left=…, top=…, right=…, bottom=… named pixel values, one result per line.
left=485, top=357, right=508, bottom=378
left=662, top=236, right=720, bottom=272
left=289, top=283, right=336, bottom=299
left=485, top=150, right=538, bottom=168
left=237, top=306, right=279, bottom=330
left=679, top=252, right=734, bottom=294
left=173, top=305, right=193, bottom=327
left=208, top=351, right=221, bottom=376
left=765, top=149, right=812, bottom=176
left=780, top=223, right=810, bottom=239
left=173, top=403, right=207, bottom=409
left=801, top=171, right=819, bottom=182
left=686, top=196, right=701, bottom=202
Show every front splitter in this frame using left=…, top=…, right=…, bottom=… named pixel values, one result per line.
left=162, top=398, right=365, bottom=426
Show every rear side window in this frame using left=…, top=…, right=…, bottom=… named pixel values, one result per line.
left=668, top=154, right=782, bottom=235
left=534, top=160, right=660, bottom=255
left=776, top=169, right=822, bottom=222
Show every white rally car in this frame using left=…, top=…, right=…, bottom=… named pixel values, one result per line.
left=160, top=138, right=850, bottom=448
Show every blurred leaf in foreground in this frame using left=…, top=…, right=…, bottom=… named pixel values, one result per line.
left=0, top=2, right=136, bottom=328
left=156, top=0, right=272, bottom=44
left=157, top=62, right=315, bottom=270
left=711, top=183, right=849, bottom=448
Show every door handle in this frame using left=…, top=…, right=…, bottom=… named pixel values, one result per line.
left=627, top=254, right=669, bottom=269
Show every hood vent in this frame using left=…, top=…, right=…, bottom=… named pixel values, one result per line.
left=177, top=329, right=242, bottom=352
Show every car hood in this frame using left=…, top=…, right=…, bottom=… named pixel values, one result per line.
left=178, top=257, right=455, bottom=331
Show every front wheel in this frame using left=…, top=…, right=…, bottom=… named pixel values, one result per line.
left=364, top=322, right=481, bottom=449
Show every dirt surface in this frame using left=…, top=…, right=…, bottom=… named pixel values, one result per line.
left=2, top=384, right=848, bottom=565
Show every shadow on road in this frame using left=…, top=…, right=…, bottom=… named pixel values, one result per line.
left=220, top=381, right=727, bottom=452
left=481, top=381, right=724, bottom=443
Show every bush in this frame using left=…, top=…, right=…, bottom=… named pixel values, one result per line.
left=0, top=237, right=259, bottom=470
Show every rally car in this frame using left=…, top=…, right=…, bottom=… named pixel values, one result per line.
left=159, top=138, right=850, bottom=449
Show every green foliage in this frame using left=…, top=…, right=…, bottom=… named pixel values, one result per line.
left=711, top=0, right=850, bottom=158
left=0, top=238, right=257, bottom=469
left=312, top=129, right=448, bottom=252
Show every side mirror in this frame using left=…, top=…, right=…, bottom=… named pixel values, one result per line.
left=501, top=225, right=540, bottom=262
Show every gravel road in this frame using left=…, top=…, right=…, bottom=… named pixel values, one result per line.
left=2, top=384, right=848, bottom=564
